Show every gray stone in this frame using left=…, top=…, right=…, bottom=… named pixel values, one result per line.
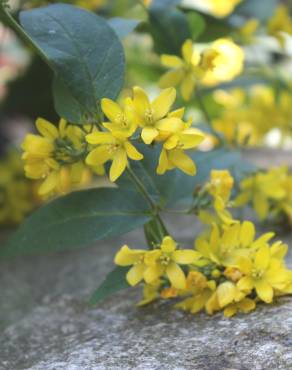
left=1, top=213, right=292, bottom=370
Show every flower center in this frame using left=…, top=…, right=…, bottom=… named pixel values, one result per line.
left=144, top=108, right=154, bottom=124
left=159, top=253, right=171, bottom=266
left=251, top=268, right=263, bottom=279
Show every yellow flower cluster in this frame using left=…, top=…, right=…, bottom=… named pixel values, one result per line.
left=114, top=220, right=292, bottom=317
left=0, top=151, right=36, bottom=225
left=22, top=87, right=205, bottom=193
left=159, top=38, right=244, bottom=101
left=86, top=87, right=205, bottom=181
left=22, top=118, right=101, bottom=197
left=114, top=168, right=292, bottom=316
left=235, top=166, right=292, bottom=224
left=211, top=86, right=292, bottom=147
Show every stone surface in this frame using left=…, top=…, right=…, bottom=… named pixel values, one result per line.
left=1, top=214, right=292, bottom=370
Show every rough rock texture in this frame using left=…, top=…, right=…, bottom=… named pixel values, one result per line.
left=1, top=213, right=292, bottom=370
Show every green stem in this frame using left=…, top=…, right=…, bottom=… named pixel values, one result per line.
left=196, top=89, right=225, bottom=145
left=126, top=166, right=169, bottom=239
left=0, top=3, right=51, bottom=67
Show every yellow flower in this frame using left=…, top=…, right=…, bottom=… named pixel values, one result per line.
left=194, top=221, right=273, bottom=267
left=202, top=169, right=235, bottom=224
left=201, top=38, right=244, bottom=86
left=267, top=5, right=292, bottom=47
left=205, top=281, right=246, bottom=315
left=101, top=97, right=137, bottom=137
left=237, top=245, right=290, bottom=303
left=144, top=236, right=199, bottom=289
left=114, top=245, right=148, bottom=286
left=22, top=118, right=94, bottom=197
left=176, top=275, right=216, bottom=314
left=182, top=0, right=242, bottom=18
left=86, top=131, right=143, bottom=182
left=157, top=126, right=205, bottom=176
left=235, top=167, right=287, bottom=220
left=137, top=281, right=161, bottom=306
left=159, top=39, right=202, bottom=101
left=132, top=86, right=180, bottom=144
left=223, top=298, right=256, bottom=317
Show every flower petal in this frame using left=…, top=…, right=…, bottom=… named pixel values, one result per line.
left=168, top=149, right=196, bottom=176
left=255, top=280, right=273, bottom=303
left=110, top=148, right=128, bottom=182
left=133, top=86, right=150, bottom=117
left=101, top=98, right=123, bottom=123
left=152, top=88, right=176, bottom=121
left=86, top=132, right=114, bottom=145
left=157, top=149, right=169, bottom=175
left=127, top=264, right=145, bottom=286
left=161, top=55, right=183, bottom=67
left=182, top=39, right=193, bottom=63
left=36, top=118, right=59, bottom=140
left=161, top=236, right=176, bottom=253
left=86, top=146, right=112, bottom=166
left=240, top=221, right=255, bottom=247
left=181, top=75, right=195, bottom=101
left=159, top=69, right=184, bottom=89
left=144, top=264, right=164, bottom=284
left=124, top=142, right=143, bottom=160
left=38, top=171, right=58, bottom=196
left=166, top=262, right=186, bottom=289
left=255, top=245, right=270, bottom=271
left=141, top=127, right=159, bottom=144
left=172, top=250, right=199, bottom=264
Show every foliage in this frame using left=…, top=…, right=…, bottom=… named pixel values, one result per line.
left=1, top=0, right=292, bottom=317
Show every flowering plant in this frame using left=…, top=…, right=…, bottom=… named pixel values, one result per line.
left=1, top=0, right=292, bottom=317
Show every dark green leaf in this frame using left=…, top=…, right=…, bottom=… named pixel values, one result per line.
left=108, top=17, right=140, bottom=39
left=186, top=11, right=206, bottom=41
left=20, top=4, right=125, bottom=123
left=117, top=145, right=174, bottom=207
left=2, top=188, right=151, bottom=257
left=235, top=0, right=277, bottom=21
left=90, top=266, right=130, bottom=305
left=52, top=77, right=87, bottom=124
left=118, top=146, right=254, bottom=209
left=149, top=3, right=191, bottom=55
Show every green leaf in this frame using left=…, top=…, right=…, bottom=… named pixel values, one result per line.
left=186, top=11, right=206, bottom=41
left=90, top=266, right=130, bottom=305
left=108, top=17, right=140, bottom=39
left=19, top=4, right=125, bottom=123
left=2, top=188, right=151, bottom=257
left=117, top=145, right=174, bottom=207
left=235, top=0, right=277, bottom=21
left=118, top=146, right=254, bottom=209
left=149, top=2, right=191, bottom=55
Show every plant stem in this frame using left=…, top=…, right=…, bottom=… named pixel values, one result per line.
left=0, top=3, right=51, bottom=67
left=126, top=166, right=169, bottom=239
left=196, top=89, right=225, bottom=145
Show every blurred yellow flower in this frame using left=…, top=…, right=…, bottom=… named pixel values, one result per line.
left=201, top=39, right=244, bottom=86
left=182, top=0, right=242, bottom=18
left=0, top=151, right=35, bottom=225
left=159, top=38, right=244, bottom=100
left=159, top=39, right=202, bottom=101
left=235, top=167, right=287, bottom=220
